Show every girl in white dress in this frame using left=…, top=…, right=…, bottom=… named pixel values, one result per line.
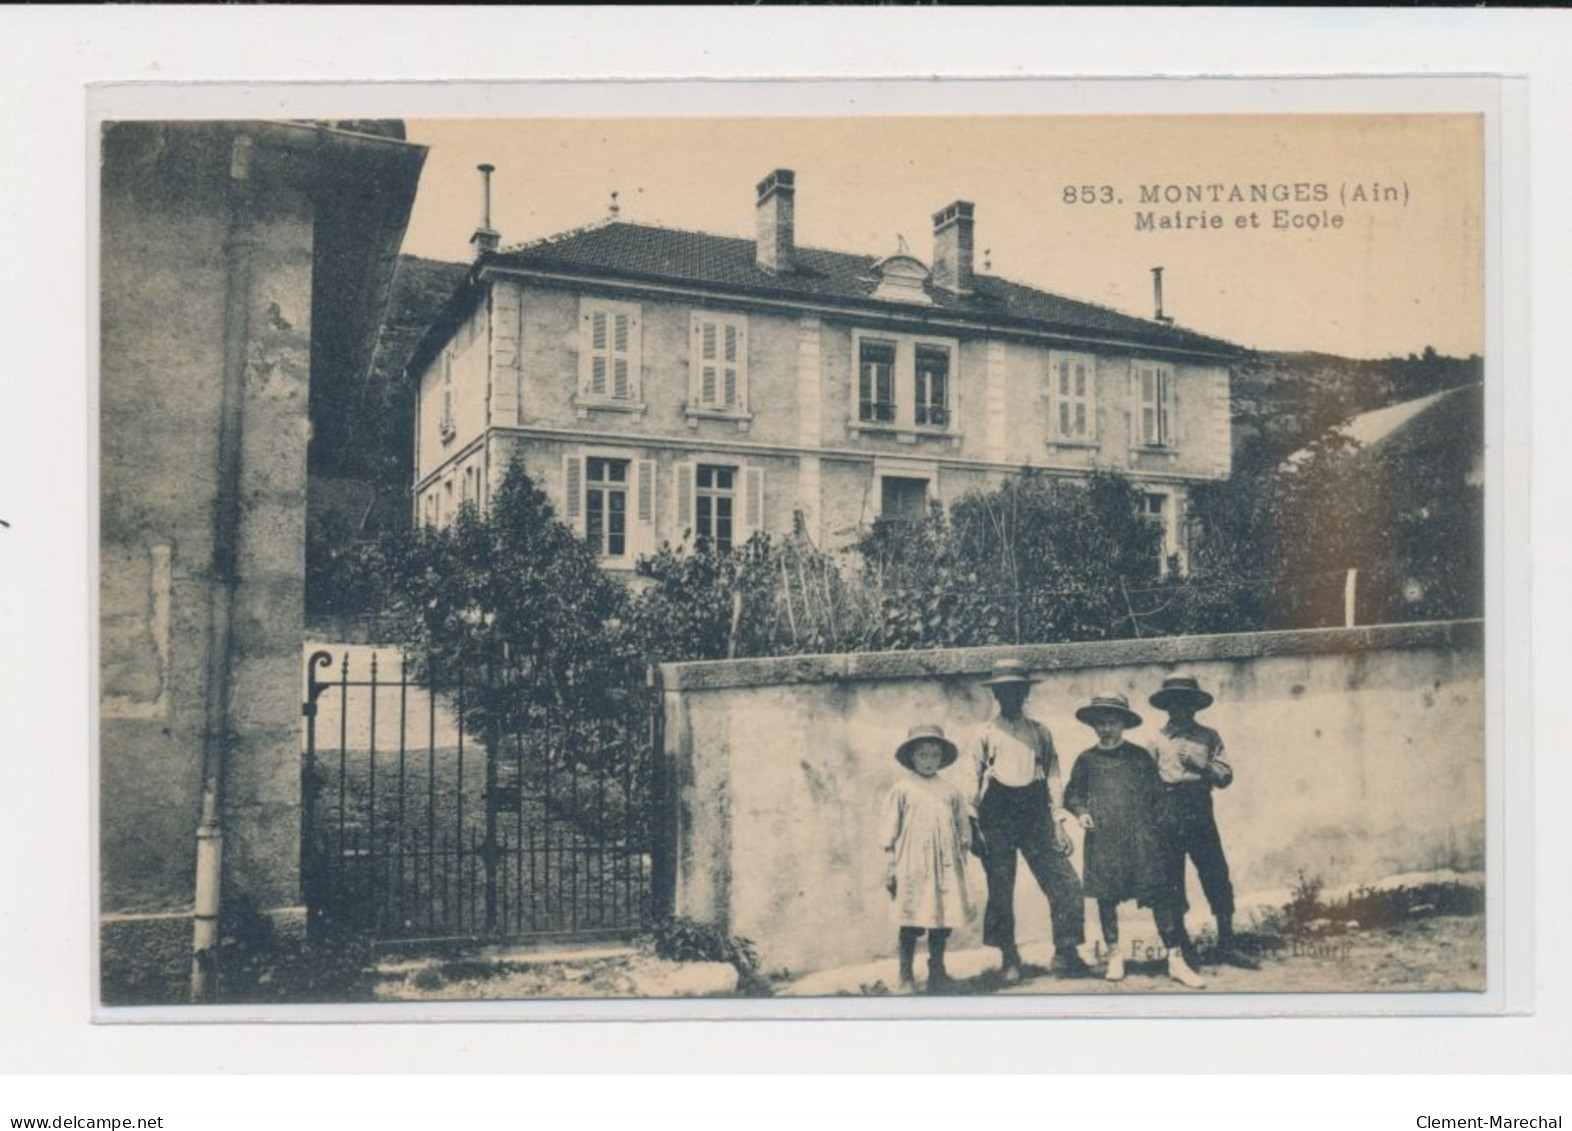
left=881, top=724, right=974, bottom=994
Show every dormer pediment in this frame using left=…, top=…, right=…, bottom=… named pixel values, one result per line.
left=869, top=253, right=933, bottom=305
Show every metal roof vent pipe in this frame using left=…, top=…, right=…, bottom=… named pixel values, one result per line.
left=470, top=163, right=500, bottom=257
left=1152, top=266, right=1174, bottom=324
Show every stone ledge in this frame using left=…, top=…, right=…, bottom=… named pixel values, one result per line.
left=659, top=620, right=1484, bottom=693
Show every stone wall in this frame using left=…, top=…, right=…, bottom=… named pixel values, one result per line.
left=98, top=121, right=422, bottom=1004
left=99, top=123, right=317, bottom=1002
left=658, top=621, right=1484, bottom=977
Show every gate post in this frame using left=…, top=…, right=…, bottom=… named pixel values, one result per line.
left=300, top=649, right=334, bottom=940
left=648, top=665, right=674, bottom=921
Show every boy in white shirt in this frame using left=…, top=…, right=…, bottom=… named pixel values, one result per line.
left=969, top=659, right=1089, bottom=983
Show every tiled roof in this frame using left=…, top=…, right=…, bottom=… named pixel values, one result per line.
left=483, top=221, right=1241, bottom=358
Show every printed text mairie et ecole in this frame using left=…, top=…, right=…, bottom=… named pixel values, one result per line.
left=1063, top=180, right=1409, bottom=232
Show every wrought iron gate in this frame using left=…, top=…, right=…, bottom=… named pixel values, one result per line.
left=302, top=648, right=656, bottom=947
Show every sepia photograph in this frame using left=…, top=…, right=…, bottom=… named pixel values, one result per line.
left=96, top=108, right=1488, bottom=1010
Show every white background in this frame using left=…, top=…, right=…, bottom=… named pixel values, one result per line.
left=1, top=2, right=1568, bottom=1108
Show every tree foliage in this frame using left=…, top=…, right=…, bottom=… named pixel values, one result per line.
left=858, top=471, right=1164, bottom=649
left=366, top=463, right=639, bottom=746
left=361, top=436, right=1476, bottom=683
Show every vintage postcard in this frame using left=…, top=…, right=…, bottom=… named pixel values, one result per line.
left=96, top=96, right=1497, bottom=1015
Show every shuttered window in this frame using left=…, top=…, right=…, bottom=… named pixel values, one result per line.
left=695, top=465, right=735, bottom=554
left=579, top=300, right=641, bottom=404
left=1137, top=363, right=1173, bottom=447
left=691, top=313, right=748, bottom=413
left=567, top=453, right=653, bottom=564
left=585, top=457, right=629, bottom=559
left=676, top=463, right=766, bottom=551
left=1051, top=352, right=1096, bottom=441
left=439, top=350, right=455, bottom=440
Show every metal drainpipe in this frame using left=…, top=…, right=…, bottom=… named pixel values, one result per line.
left=190, top=130, right=257, bottom=1002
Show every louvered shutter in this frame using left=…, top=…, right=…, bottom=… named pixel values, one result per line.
left=1056, top=357, right=1071, bottom=436
left=563, top=454, right=584, bottom=535
left=590, top=311, right=608, bottom=396
left=613, top=313, right=630, bottom=399
left=1158, top=368, right=1172, bottom=445
left=1131, top=364, right=1144, bottom=449
left=635, top=459, right=656, bottom=556
left=724, top=323, right=740, bottom=408
left=625, top=310, right=641, bottom=402
left=741, top=466, right=766, bottom=544
left=702, top=321, right=717, bottom=405
left=1080, top=357, right=1095, bottom=439
left=1142, top=367, right=1155, bottom=445
left=675, top=463, right=696, bottom=540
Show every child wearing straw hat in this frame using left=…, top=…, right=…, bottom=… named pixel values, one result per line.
left=1065, top=693, right=1207, bottom=989
left=968, top=658, right=1089, bottom=984
left=1147, top=675, right=1258, bottom=970
left=880, top=724, right=975, bottom=994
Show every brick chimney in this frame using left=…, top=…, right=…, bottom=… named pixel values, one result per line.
left=755, top=169, right=795, bottom=273
left=470, top=163, right=500, bottom=257
left=931, top=201, right=975, bottom=294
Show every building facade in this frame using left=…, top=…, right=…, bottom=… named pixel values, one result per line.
left=411, top=170, right=1240, bottom=572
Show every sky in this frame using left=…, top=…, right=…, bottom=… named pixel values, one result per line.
left=400, top=115, right=1484, bottom=360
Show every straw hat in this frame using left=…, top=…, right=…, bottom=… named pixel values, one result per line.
left=1074, top=693, right=1143, bottom=730
left=1149, top=675, right=1214, bottom=713
left=894, top=724, right=961, bottom=771
left=979, top=658, right=1040, bottom=687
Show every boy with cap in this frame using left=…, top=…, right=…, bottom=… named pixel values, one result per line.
left=968, top=658, right=1089, bottom=983
left=1148, top=675, right=1259, bottom=969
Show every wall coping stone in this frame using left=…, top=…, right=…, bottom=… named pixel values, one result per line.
left=657, top=619, right=1484, bottom=693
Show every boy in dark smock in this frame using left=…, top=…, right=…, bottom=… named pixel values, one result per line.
left=1064, top=693, right=1203, bottom=987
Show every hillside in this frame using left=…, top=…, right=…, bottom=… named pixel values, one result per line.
left=1231, top=347, right=1482, bottom=472
left=310, top=253, right=469, bottom=488
left=307, top=253, right=468, bottom=617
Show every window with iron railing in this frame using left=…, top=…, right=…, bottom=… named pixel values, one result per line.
left=914, top=344, right=950, bottom=428
left=859, top=338, right=897, bottom=424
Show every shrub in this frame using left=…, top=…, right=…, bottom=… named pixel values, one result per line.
left=1283, top=871, right=1327, bottom=936
left=215, top=896, right=375, bottom=1004
left=648, top=917, right=768, bottom=996
left=1268, top=874, right=1484, bottom=940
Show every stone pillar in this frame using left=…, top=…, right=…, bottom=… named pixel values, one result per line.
left=796, top=315, right=823, bottom=541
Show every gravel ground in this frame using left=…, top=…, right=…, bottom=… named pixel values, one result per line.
left=373, top=945, right=738, bottom=1000
left=778, top=914, right=1484, bottom=998
left=998, top=915, right=1485, bottom=996
left=364, top=914, right=1482, bottom=1002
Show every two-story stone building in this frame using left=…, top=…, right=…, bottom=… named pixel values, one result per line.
left=409, top=168, right=1241, bottom=572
